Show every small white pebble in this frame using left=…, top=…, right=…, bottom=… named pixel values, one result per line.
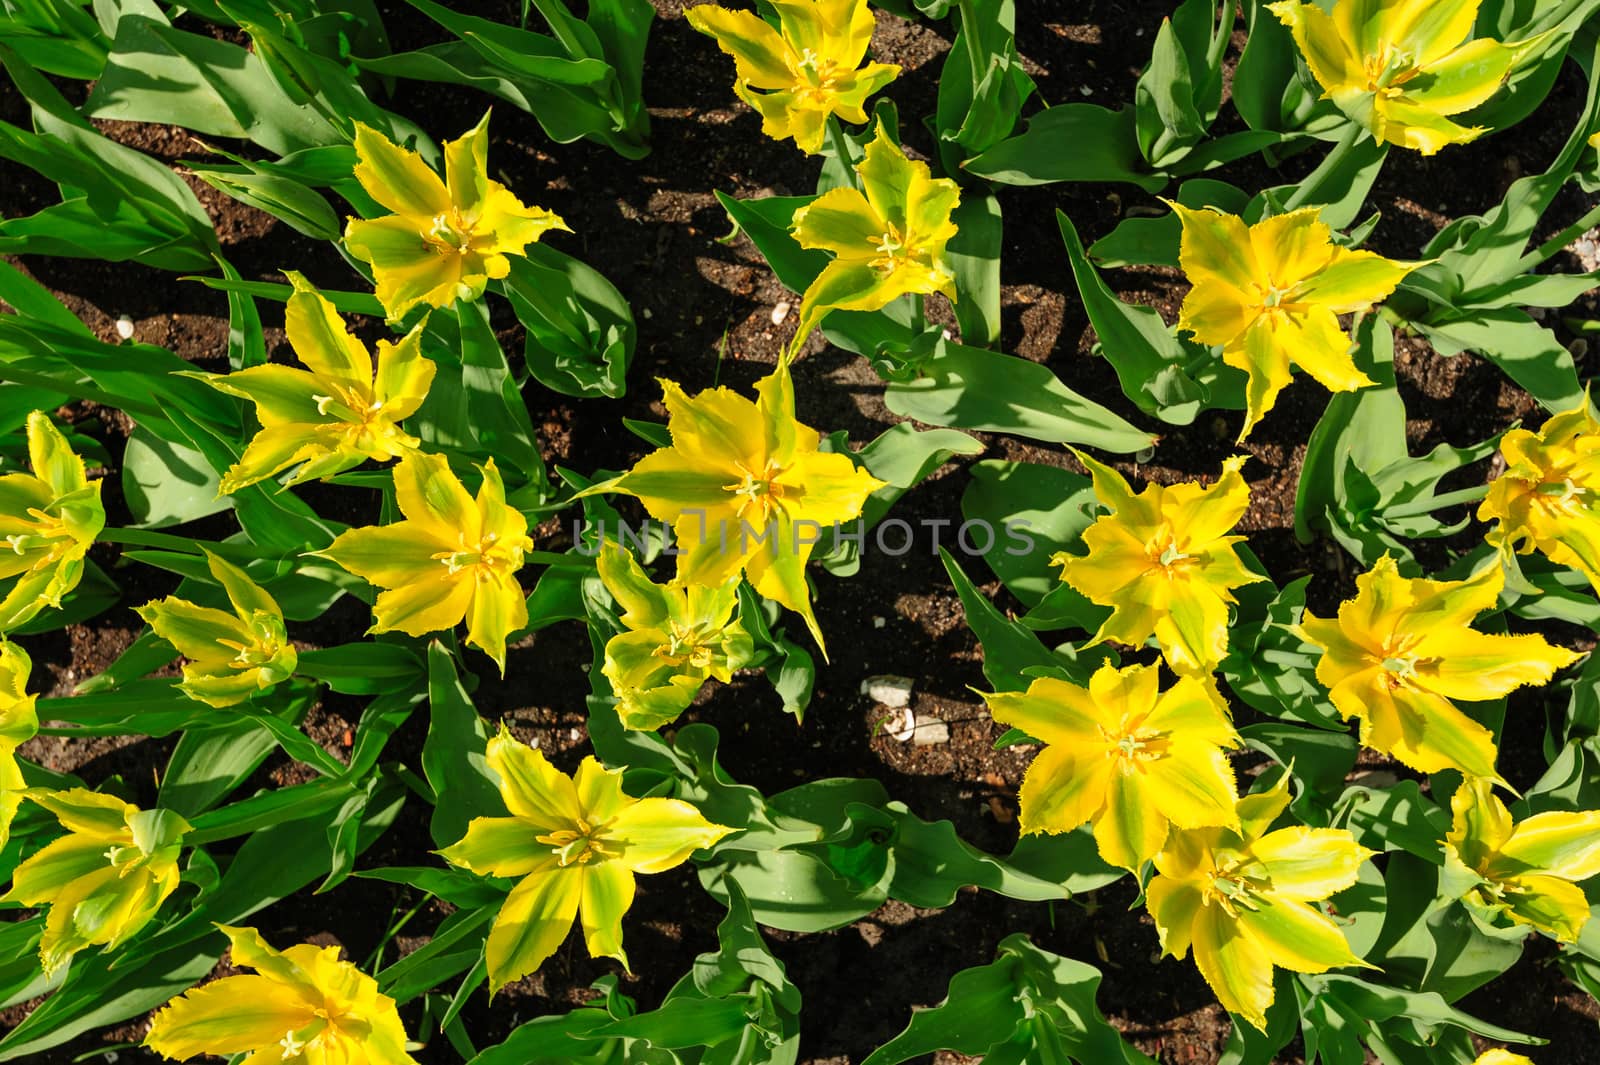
left=642, top=307, right=653, bottom=319
left=1079, top=86, right=1094, bottom=97
left=771, top=300, right=791, bottom=325
left=569, top=727, right=580, bottom=741
left=941, top=327, right=954, bottom=341
left=114, top=316, right=134, bottom=340
left=872, top=616, right=886, bottom=629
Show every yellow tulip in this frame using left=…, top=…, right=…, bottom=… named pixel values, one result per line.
left=608, top=362, right=885, bottom=651
left=1053, top=453, right=1265, bottom=677
left=1446, top=776, right=1600, bottom=943
left=1271, top=0, right=1531, bottom=155
left=982, top=662, right=1240, bottom=871
left=685, top=0, right=900, bottom=154
left=1171, top=203, right=1417, bottom=441
left=317, top=452, right=532, bottom=672
left=1148, top=774, right=1375, bottom=1030
left=1, top=789, right=189, bottom=975
left=344, top=113, right=569, bottom=320
left=192, top=273, right=435, bottom=494
left=1297, top=555, right=1579, bottom=781
left=597, top=541, right=754, bottom=732
left=440, top=728, right=734, bottom=993
left=0, top=411, right=104, bottom=632
left=790, top=129, right=960, bottom=349
left=0, top=642, right=38, bottom=850
left=1478, top=395, right=1600, bottom=595
left=136, top=552, right=297, bottom=708
left=146, top=925, right=415, bottom=1065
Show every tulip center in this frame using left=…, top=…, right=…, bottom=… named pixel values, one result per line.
left=538, top=817, right=617, bottom=867
left=4, top=507, right=73, bottom=562
left=657, top=621, right=718, bottom=670
left=794, top=48, right=843, bottom=97
left=1145, top=523, right=1194, bottom=574
left=1205, top=858, right=1269, bottom=916
left=278, top=1009, right=348, bottom=1062
left=428, top=209, right=479, bottom=254
left=1536, top=477, right=1595, bottom=513
left=432, top=530, right=525, bottom=581
left=1363, top=47, right=1419, bottom=93
left=725, top=459, right=789, bottom=521
left=217, top=620, right=288, bottom=671
left=311, top=382, right=386, bottom=429
left=1376, top=636, right=1435, bottom=688
left=1101, top=722, right=1170, bottom=767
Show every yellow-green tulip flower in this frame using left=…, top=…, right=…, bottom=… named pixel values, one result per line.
left=791, top=129, right=960, bottom=348
left=135, top=552, right=297, bottom=708
left=1148, top=774, right=1375, bottom=1030
left=1478, top=395, right=1600, bottom=596
left=982, top=662, right=1241, bottom=871
left=440, top=728, right=735, bottom=993
left=0, top=411, right=104, bottom=632
left=597, top=540, right=754, bottom=732
left=345, top=114, right=569, bottom=320
left=1271, top=0, right=1533, bottom=155
left=609, top=362, right=885, bottom=652
left=1446, top=776, right=1600, bottom=943
left=1298, top=555, right=1580, bottom=782
left=318, top=453, right=533, bottom=673
left=192, top=273, right=436, bottom=494
left=1170, top=203, right=1417, bottom=441
left=685, top=0, right=900, bottom=154
left=146, top=925, right=416, bottom=1065
left=1053, top=453, right=1265, bottom=677
left=2, top=788, right=190, bottom=975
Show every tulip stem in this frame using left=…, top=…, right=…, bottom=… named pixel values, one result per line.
left=1382, top=483, right=1490, bottom=519
left=825, top=115, right=856, bottom=181
left=1282, top=123, right=1363, bottom=213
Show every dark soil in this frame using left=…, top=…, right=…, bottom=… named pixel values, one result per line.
left=3, top=1, right=1600, bottom=1063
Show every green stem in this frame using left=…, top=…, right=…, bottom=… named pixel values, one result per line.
left=825, top=114, right=856, bottom=181
left=912, top=293, right=928, bottom=333
left=1383, top=483, right=1491, bottom=520
left=1517, top=202, right=1600, bottom=274
left=1282, top=122, right=1364, bottom=212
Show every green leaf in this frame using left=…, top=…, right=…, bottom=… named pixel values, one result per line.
left=121, top=423, right=231, bottom=528
left=959, top=460, right=1096, bottom=608
left=502, top=243, right=635, bottom=399
left=946, top=190, right=1002, bottom=346
left=966, top=104, right=1164, bottom=191
left=1414, top=310, right=1582, bottom=415
left=884, top=343, right=1155, bottom=452
left=422, top=642, right=505, bottom=848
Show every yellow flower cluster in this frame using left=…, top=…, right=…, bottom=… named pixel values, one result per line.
left=982, top=391, right=1596, bottom=1026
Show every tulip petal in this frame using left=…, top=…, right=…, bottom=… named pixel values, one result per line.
left=352, top=123, right=450, bottom=220
left=345, top=215, right=462, bottom=320
left=1270, top=0, right=1363, bottom=95
left=440, top=816, right=547, bottom=878
left=982, top=677, right=1106, bottom=747
left=1237, top=896, right=1366, bottom=973
left=1448, top=776, right=1515, bottom=870
left=1500, top=872, right=1592, bottom=941
left=1251, top=827, right=1372, bottom=900
left=284, top=275, right=373, bottom=392
left=145, top=975, right=311, bottom=1060
left=1193, top=903, right=1276, bottom=1031
left=1094, top=767, right=1168, bottom=870
left=370, top=571, right=475, bottom=637
left=792, top=186, right=886, bottom=259
left=1146, top=875, right=1204, bottom=960
left=486, top=729, right=582, bottom=829
left=574, top=757, right=632, bottom=825
left=1016, top=744, right=1112, bottom=836
left=1495, top=810, right=1600, bottom=882
left=1142, top=740, right=1240, bottom=831
left=1272, top=306, right=1373, bottom=395
left=2, top=834, right=107, bottom=905
left=683, top=5, right=794, bottom=89
left=1225, top=317, right=1293, bottom=442
left=1418, top=630, right=1579, bottom=702
left=464, top=573, right=527, bottom=674
left=607, top=797, right=733, bottom=874
left=393, top=452, right=480, bottom=543
left=487, top=861, right=581, bottom=993
left=442, top=112, right=491, bottom=215
left=1296, top=248, right=1415, bottom=313
left=1389, top=0, right=1481, bottom=68
left=579, top=860, right=636, bottom=968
